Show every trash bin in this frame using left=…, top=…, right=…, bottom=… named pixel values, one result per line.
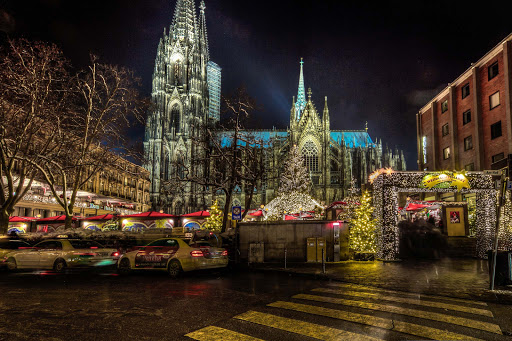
left=487, top=250, right=512, bottom=286
left=306, top=238, right=317, bottom=262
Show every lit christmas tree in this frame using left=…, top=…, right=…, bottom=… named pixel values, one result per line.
left=349, top=190, right=377, bottom=254
left=338, top=178, right=360, bottom=220
left=497, top=192, right=512, bottom=251
left=278, top=144, right=312, bottom=195
left=265, top=145, right=320, bottom=220
left=203, top=199, right=223, bottom=231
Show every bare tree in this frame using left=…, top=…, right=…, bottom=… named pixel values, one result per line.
left=163, top=86, right=268, bottom=231
left=30, top=56, right=148, bottom=229
left=0, top=39, right=69, bottom=234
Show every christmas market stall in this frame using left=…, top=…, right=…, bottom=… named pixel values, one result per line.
left=119, top=211, right=176, bottom=232
left=179, top=210, right=210, bottom=230
left=80, top=214, right=118, bottom=231
left=35, top=215, right=80, bottom=233
left=8, top=216, right=36, bottom=234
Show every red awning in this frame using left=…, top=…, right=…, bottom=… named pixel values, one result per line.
left=406, top=203, right=429, bottom=211
left=120, top=211, right=177, bottom=219
left=301, top=214, right=314, bottom=218
left=285, top=215, right=298, bottom=220
left=80, top=214, right=116, bottom=221
left=181, top=210, right=210, bottom=218
left=36, top=215, right=78, bottom=222
left=249, top=210, right=264, bottom=216
left=9, top=216, right=36, bottom=222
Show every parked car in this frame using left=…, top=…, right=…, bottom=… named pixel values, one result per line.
left=2, top=239, right=120, bottom=272
left=0, top=238, right=32, bottom=269
left=117, top=238, right=228, bottom=278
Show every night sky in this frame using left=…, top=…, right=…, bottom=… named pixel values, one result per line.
left=2, top=0, right=512, bottom=169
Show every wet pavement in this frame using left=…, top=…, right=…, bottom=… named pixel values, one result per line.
left=248, top=257, right=512, bottom=304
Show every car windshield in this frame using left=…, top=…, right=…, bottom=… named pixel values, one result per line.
left=189, top=241, right=212, bottom=248
left=68, top=240, right=105, bottom=249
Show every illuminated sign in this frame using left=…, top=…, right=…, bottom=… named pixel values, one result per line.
left=422, top=136, right=427, bottom=164
left=421, top=172, right=470, bottom=192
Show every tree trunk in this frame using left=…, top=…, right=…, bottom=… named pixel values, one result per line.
left=221, top=192, right=232, bottom=233
left=64, top=214, right=74, bottom=230
left=0, top=209, right=10, bottom=235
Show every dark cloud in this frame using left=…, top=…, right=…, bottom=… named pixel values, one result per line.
left=0, top=9, right=15, bottom=33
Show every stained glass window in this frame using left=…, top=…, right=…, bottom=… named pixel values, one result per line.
left=302, top=141, right=319, bottom=172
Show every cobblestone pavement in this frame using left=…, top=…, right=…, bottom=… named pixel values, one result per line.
left=248, top=258, right=512, bottom=304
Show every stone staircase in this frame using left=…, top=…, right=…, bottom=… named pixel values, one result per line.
left=445, top=237, right=477, bottom=258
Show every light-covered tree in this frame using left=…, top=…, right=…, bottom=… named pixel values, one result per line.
left=349, top=190, right=376, bottom=253
left=278, top=144, right=311, bottom=194
left=203, top=199, right=223, bottom=231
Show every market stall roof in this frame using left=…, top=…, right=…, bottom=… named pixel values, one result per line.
left=406, top=203, right=430, bottom=211
left=181, top=210, right=210, bottom=218
left=301, top=214, right=314, bottom=218
left=249, top=210, right=264, bottom=216
left=327, top=201, right=348, bottom=209
left=8, top=216, right=36, bottom=222
left=120, top=211, right=177, bottom=219
left=80, top=214, right=116, bottom=221
left=285, top=215, right=298, bottom=220
left=36, top=215, right=79, bottom=222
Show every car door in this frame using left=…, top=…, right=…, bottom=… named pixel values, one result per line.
left=35, top=241, right=63, bottom=269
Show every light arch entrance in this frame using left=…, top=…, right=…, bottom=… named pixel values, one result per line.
left=372, top=171, right=496, bottom=260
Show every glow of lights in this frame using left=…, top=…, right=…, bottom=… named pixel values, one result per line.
left=369, top=168, right=395, bottom=184
left=422, top=136, right=427, bottom=164
left=372, top=171, right=496, bottom=260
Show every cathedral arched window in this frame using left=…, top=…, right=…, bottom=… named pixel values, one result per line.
left=301, top=141, right=319, bottom=172
left=174, top=60, right=182, bottom=85
left=171, top=106, right=180, bottom=133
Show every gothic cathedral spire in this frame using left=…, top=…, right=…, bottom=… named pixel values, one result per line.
left=295, top=58, right=306, bottom=120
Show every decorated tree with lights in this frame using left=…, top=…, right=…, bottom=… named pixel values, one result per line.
left=278, top=145, right=311, bottom=194
left=338, top=178, right=360, bottom=220
left=265, top=145, right=321, bottom=220
left=203, top=200, right=223, bottom=231
left=349, top=190, right=377, bottom=254
left=497, top=192, right=512, bottom=251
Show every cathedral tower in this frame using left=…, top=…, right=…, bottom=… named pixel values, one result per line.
left=144, top=0, right=211, bottom=214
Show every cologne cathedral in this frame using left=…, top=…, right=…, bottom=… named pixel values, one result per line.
left=144, top=0, right=407, bottom=214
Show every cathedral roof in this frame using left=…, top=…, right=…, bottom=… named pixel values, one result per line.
left=218, top=130, right=288, bottom=147
left=330, top=131, right=374, bottom=148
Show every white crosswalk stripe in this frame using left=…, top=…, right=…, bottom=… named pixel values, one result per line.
left=186, top=282, right=504, bottom=341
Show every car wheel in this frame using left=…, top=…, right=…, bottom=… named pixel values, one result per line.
left=118, top=258, right=131, bottom=275
left=53, top=259, right=67, bottom=273
left=6, top=257, right=17, bottom=271
left=167, top=260, right=182, bottom=278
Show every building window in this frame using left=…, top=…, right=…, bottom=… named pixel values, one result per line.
left=441, top=100, right=448, bottom=113
left=492, top=152, right=505, bottom=163
left=443, top=147, right=451, bottom=160
left=490, top=91, right=500, bottom=109
left=461, top=83, right=470, bottom=99
left=488, top=61, right=499, bottom=80
left=464, top=136, right=473, bottom=151
left=301, top=141, right=319, bottom=172
left=491, top=121, right=502, bottom=139
left=462, top=110, right=471, bottom=125
left=442, top=123, right=449, bottom=136
left=465, top=163, right=474, bottom=171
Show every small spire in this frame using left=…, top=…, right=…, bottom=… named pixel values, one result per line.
left=365, top=121, right=368, bottom=132
left=307, top=88, right=312, bottom=101
left=295, top=58, right=306, bottom=120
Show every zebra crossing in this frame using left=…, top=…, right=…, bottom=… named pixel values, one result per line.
left=185, top=282, right=504, bottom=341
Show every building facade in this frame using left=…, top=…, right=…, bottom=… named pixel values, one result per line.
left=417, top=32, right=512, bottom=173
left=145, top=0, right=407, bottom=213
left=207, top=61, right=221, bottom=123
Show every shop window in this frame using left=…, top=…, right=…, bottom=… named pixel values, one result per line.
left=441, top=100, right=448, bottom=113
left=464, top=136, right=473, bottom=151
left=442, top=123, right=449, bottom=136
left=462, top=110, right=471, bottom=125
left=488, top=61, right=499, bottom=80
left=461, top=83, right=470, bottom=99
left=491, top=121, right=502, bottom=139
left=443, top=147, right=450, bottom=160
left=490, top=91, right=500, bottom=109
left=492, top=152, right=505, bottom=163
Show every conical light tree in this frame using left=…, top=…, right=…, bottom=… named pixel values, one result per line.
left=278, top=144, right=312, bottom=194
left=349, top=190, right=377, bottom=253
left=265, top=145, right=320, bottom=220
left=203, top=199, right=223, bottom=231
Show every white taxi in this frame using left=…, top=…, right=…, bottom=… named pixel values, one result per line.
left=2, top=239, right=120, bottom=272
left=117, top=238, right=228, bottom=278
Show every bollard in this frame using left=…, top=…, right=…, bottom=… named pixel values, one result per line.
left=322, top=248, right=326, bottom=274
left=284, top=248, right=287, bottom=269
